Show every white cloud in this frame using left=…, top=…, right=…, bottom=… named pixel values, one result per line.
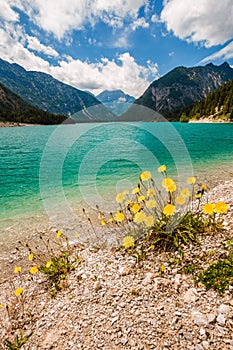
left=161, top=0, right=233, bottom=47
left=50, top=52, right=159, bottom=97
left=200, top=41, right=233, bottom=63
left=131, top=17, right=149, bottom=31
left=26, top=35, right=59, bottom=57
left=0, top=0, right=19, bottom=21
left=10, top=0, right=147, bottom=39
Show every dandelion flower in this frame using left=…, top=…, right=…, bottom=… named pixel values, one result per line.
left=166, top=183, right=177, bottom=192
left=162, top=178, right=174, bottom=189
left=150, top=245, right=155, bottom=250
left=160, top=265, right=166, bottom=273
left=215, top=201, right=228, bottom=214
left=131, top=203, right=141, bottom=213
left=30, top=266, right=39, bottom=274
left=116, top=193, right=124, bottom=203
left=115, top=212, right=124, bottom=222
left=175, top=196, right=186, bottom=205
left=46, top=261, right=53, bottom=268
left=140, top=171, right=152, bottom=181
left=28, top=253, right=34, bottom=261
left=122, top=236, right=135, bottom=249
left=56, top=230, right=63, bottom=238
left=158, top=164, right=166, bottom=173
left=180, top=188, right=190, bottom=197
left=133, top=211, right=147, bottom=224
left=145, top=215, right=155, bottom=227
left=15, top=287, right=23, bottom=297
left=123, top=190, right=129, bottom=195
left=101, top=219, right=106, bottom=226
left=147, top=188, right=155, bottom=197
left=14, top=266, right=21, bottom=273
left=138, top=195, right=145, bottom=203
left=109, top=217, right=114, bottom=223
left=163, top=204, right=176, bottom=216
left=132, top=187, right=140, bottom=195
left=202, top=203, right=215, bottom=215
left=187, top=176, right=196, bottom=185
left=201, top=184, right=207, bottom=191
left=146, top=199, right=157, bottom=209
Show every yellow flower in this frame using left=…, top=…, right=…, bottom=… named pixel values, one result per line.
left=187, top=176, right=196, bottom=185
left=109, top=217, right=114, bottom=223
left=28, top=253, right=34, bottom=261
left=146, top=199, right=157, bottom=209
left=132, top=187, right=140, bottom=195
left=160, top=264, right=166, bottom=273
left=140, top=171, right=152, bottom=181
left=0, top=303, right=5, bottom=308
left=123, top=190, right=129, bottom=195
left=175, top=196, right=186, bottom=205
left=122, top=236, right=135, bottom=249
left=125, top=200, right=132, bottom=205
left=166, top=183, right=177, bottom=192
left=56, top=230, right=63, bottom=238
left=202, top=203, right=215, bottom=215
left=215, top=201, right=228, bottom=214
left=131, top=203, right=141, bottom=213
left=163, top=204, right=176, bottom=216
left=147, top=188, right=155, bottom=197
left=162, top=178, right=174, bottom=189
left=46, top=261, right=53, bottom=268
left=180, top=188, right=190, bottom=197
left=145, top=215, right=155, bottom=227
left=14, top=266, right=21, bottom=273
left=133, top=211, right=147, bottom=224
left=15, top=287, right=23, bottom=297
left=138, top=195, right=145, bottom=203
left=116, top=193, right=124, bottom=203
left=75, top=233, right=81, bottom=239
left=115, top=212, right=124, bottom=222
left=101, top=219, right=106, bottom=226
left=30, top=266, right=39, bottom=274
left=150, top=245, right=155, bottom=250
left=195, top=193, right=202, bottom=199
left=158, top=164, right=166, bottom=173
left=201, top=184, right=207, bottom=191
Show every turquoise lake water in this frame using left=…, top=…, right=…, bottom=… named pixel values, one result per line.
left=0, top=122, right=233, bottom=228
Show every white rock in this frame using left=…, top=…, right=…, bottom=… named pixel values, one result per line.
left=202, top=341, right=209, bottom=349
left=191, top=311, right=208, bottom=326
left=196, top=344, right=204, bottom=350
left=142, top=272, right=154, bottom=285
left=200, top=327, right=206, bottom=336
left=216, top=313, right=226, bottom=325
left=94, top=280, right=102, bottom=292
left=183, top=288, right=198, bottom=303
left=218, top=304, right=230, bottom=315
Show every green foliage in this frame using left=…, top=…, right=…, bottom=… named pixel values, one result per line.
left=197, top=254, right=233, bottom=294
left=184, top=78, right=233, bottom=122
left=5, top=331, right=33, bottom=350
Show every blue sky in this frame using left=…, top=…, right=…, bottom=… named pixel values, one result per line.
left=0, top=0, right=233, bottom=97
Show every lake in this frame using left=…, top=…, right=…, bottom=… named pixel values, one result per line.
left=0, top=122, right=233, bottom=235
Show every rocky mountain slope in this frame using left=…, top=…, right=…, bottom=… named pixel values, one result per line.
left=97, top=90, right=135, bottom=115
left=0, top=58, right=115, bottom=122
left=0, top=82, right=66, bottom=124
left=118, top=62, right=233, bottom=121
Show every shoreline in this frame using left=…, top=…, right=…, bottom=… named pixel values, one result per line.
left=0, top=121, right=43, bottom=127
left=0, top=178, right=233, bottom=349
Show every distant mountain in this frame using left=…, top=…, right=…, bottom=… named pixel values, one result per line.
left=97, top=90, right=135, bottom=115
left=118, top=62, right=233, bottom=121
left=0, top=82, right=67, bottom=124
left=0, top=58, right=115, bottom=122
left=180, top=78, right=233, bottom=122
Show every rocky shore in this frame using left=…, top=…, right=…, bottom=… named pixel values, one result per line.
left=0, top=179, right=233, bottom=349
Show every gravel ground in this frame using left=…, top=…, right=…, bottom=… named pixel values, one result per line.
left=0, top=179, right=233, bottom=350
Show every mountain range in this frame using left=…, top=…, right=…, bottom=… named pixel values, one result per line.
left=118, top=62, right=233, bottom=121
left=0, top=58, right=115, bottom=122
left=0, top=57, right=233, bottom=124
left=96, top=90, right=135, bottom=115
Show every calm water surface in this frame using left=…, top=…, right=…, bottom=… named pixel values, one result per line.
left=0, top=122, right=232, bottom=229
